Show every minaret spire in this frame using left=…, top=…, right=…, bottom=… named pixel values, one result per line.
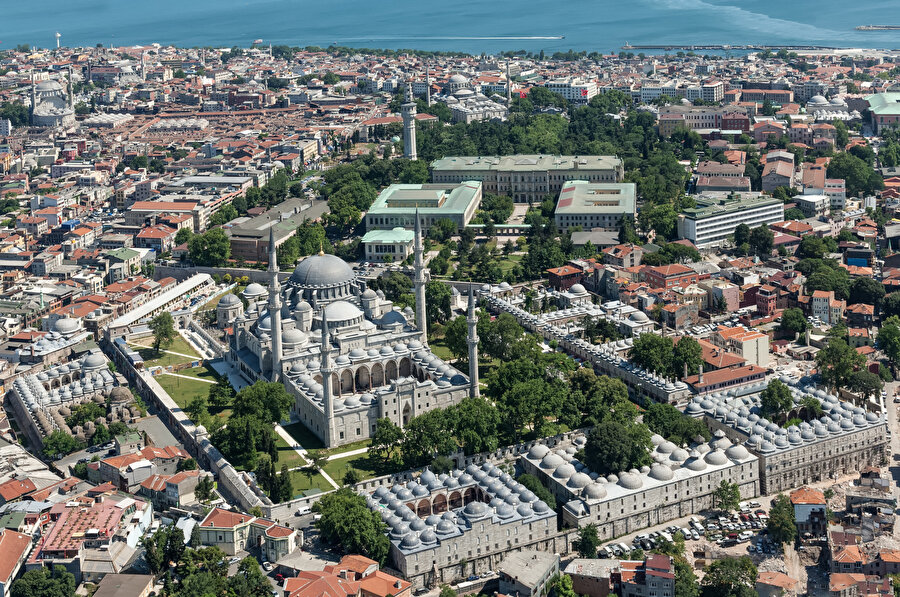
left=67, top=66, right=74, bottom=110
left=320, top=307, right=334, bottom=446
left=401, top=83, right=417, bottom=160
left=425, top=63, right=431, bottom=107
left=506, top=60, right=512, bottom=104
left=413, top=209, right=427, bottom=343
left=30, top=73, right=36, bottom=126
left=268, top=226, right=283, bottom=382
left=467, top=284, right=480, bottom=398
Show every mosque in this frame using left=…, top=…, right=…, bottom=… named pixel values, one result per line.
left=223, top=216, right=478, bottom=448
left=30, top=70, right=76, bottom=129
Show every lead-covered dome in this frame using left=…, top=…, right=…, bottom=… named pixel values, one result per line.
left=290, top=253, right=355, bottom=288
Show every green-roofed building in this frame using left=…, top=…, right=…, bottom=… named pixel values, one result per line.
left=430, top=154, right=624, bottom=204
left=361, top=227, right=415, bottom=263
left=677, top=192, right=784, bottom=248
left=866, top=92, right=900, bottom=134
left=364, top=181, right=482, bottom=233
left=554, top=181, right=636, bottom=232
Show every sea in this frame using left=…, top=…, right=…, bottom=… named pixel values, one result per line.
left=3, top=0, right=900, bottom=55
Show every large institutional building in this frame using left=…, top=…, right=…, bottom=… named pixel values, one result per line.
left=553, top=181, right=636, bottom=232
left=686, top=376, right=889, bottom=493
left=224, top=224, right=477, bottom=448
left=364, top=182, right=483, bottom=234
left=430, top=155, right=624, bottom=204
left=520, top=432, right=759, bottom=539
left=677, top=193, right=784, bottom=248
left=364, top=462, right=558, bottom=590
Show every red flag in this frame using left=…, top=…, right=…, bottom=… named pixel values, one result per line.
left=581, top=88, right=589, bottom=96
left=519, top=91, right=527, bottom=98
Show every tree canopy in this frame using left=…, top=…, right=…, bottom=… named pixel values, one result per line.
left=313, top=488, right=390, bottom=564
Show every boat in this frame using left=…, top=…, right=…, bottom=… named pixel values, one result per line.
left=856, top=25, right=900, bottom=30
left=253, top=38, right=263, bottom=44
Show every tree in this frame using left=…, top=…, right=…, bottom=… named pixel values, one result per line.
left=165, top=527, right=186, bottom=565
left=575, top=524, right=600, bottom=558
left=313, top=488, right=390, bottom=564
left=779, top=307, right=808, bottom=339
left=425, top=281, right=452, bottom=323
left=370, top=418, right=403, bottom=461
left=883, top=292, right=900, bottom=319
left=816, top=337, right=865, bottom=391
left=701, top=557, right=757, bottom=597
left=175, top=227, right=193, bottom=246
left=552, top=574, right=579, bottom=597
left=443, top=315, right=469, bottom=361
left=712, top=480, right=740, bottom=513
left=674, top=558, right=700, bottom=597
left=748, top=225, right=774, bottom=256
left=516, top=474, right=556, bottom=510
left=42, top=431, right=82, bottom=459
left=190, top=524, right=201, bottom=548
left=644, top=402, right=710, bottom=446
left=188, top=228, right=231, bottom=267
left=630, top=333, right=674, bottom=377
left=196, top=475, right=215, bottom=502
left=208, top=376, right=235, bottom=407
left=452, top=397, right=500, bottom=455
left=302, top=449, right=328, bottom=484
left=584, top=420, right=652, bottom=476
left=150, top=311, right=176, bottom=353
left=850, top=369, right=884, bottom=400
left=880, top=316, right=900, bottom=370
left=827, top=151, right=883, bottom=197
left=767, top=493, right=797, bottom=546
left=759, top=378, right=793, bottom=420
left=733, top=223, right=751, bottom=248
left=429, top=218, right=457, bottom=242
left=231, top=380, right=293, bottom=424
left=11, top=565, right=76, bottom=597
left=673, top=337, right=703, bottom=377
left=848, top=277, right=885, bottom=308
left=342, top=467, right=361, bottom=485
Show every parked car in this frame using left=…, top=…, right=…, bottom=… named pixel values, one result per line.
left=263, top=562, right=275, bottom=572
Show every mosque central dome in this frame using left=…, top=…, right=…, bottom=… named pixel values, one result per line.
left=289, top=254, right=355, bottom=288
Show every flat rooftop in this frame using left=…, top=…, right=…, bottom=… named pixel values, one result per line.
left=682, top=193, right=782, bottom=220
left=367, top=182, right=481, bottom=216
left=556, top=181, right=636, bottom=215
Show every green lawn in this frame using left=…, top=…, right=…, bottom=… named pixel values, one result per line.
left=132, top=336, right=201, bottom=368
left=497, top=253, right=523, bottom=273
left=274, top=435, right=305, bottom=470
left=176, top=365, right=217, bottom=381
left=322, top=450, right=402, bottom=486
left=156, top=372, right=230, bottom=421
left=282, top=421, right=325, bottom=450
left=329, top=437, right=371, bottom=456
left=289, top=469, right=332, bottom=496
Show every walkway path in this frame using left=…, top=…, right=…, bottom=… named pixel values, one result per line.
left=178, top=328, right=215, bottom=360
left=160, top=371, right=216, bottom=383
left=274, top=424, right=340, bottom=490
left=326, top=446, right=368, bottom=460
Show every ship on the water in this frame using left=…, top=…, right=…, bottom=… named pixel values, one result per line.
left=856, top=25, right=900, bottom=30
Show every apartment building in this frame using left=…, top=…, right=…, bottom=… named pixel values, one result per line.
left=544, top=78, right=597, bottom=104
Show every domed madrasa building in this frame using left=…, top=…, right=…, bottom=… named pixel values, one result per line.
left=227, top=221, right=479, bottom=448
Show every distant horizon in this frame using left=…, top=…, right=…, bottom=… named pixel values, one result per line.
left=3, top=0, right=898, bottom=56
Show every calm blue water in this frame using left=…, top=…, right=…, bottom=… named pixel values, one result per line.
left=3, top=0, right=900, bottom=54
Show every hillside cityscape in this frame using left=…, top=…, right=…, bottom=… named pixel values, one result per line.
left=2, top=36, right=900, bottom=597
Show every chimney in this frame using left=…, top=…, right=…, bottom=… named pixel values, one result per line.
left=395, top=580, right=402, bottom=589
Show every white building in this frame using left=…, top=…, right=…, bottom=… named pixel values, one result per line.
left=677, top=193, right=784, bottom=248
left=553, top=181, right=636, bottom=232
left=544, top=78, right=597, bottom=105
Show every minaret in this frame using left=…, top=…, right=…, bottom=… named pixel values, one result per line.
left=466, top=284, right=480, bottom=398
left=140, top=53, right=146, bottom=81
left=413, top=209, right=427, bottom=342
left=401, top=84, right=417, bottom=160
left=506, top=60, right=512, bottom=104
left=267, top=226, right=283, bottom=382
left=320, top=308, right=334, bottom=446
left=425, top=64, right=431, bottom=107
left=67, top=66, right=74, bottom=110
left=30, top=74, right=36, bottom=125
